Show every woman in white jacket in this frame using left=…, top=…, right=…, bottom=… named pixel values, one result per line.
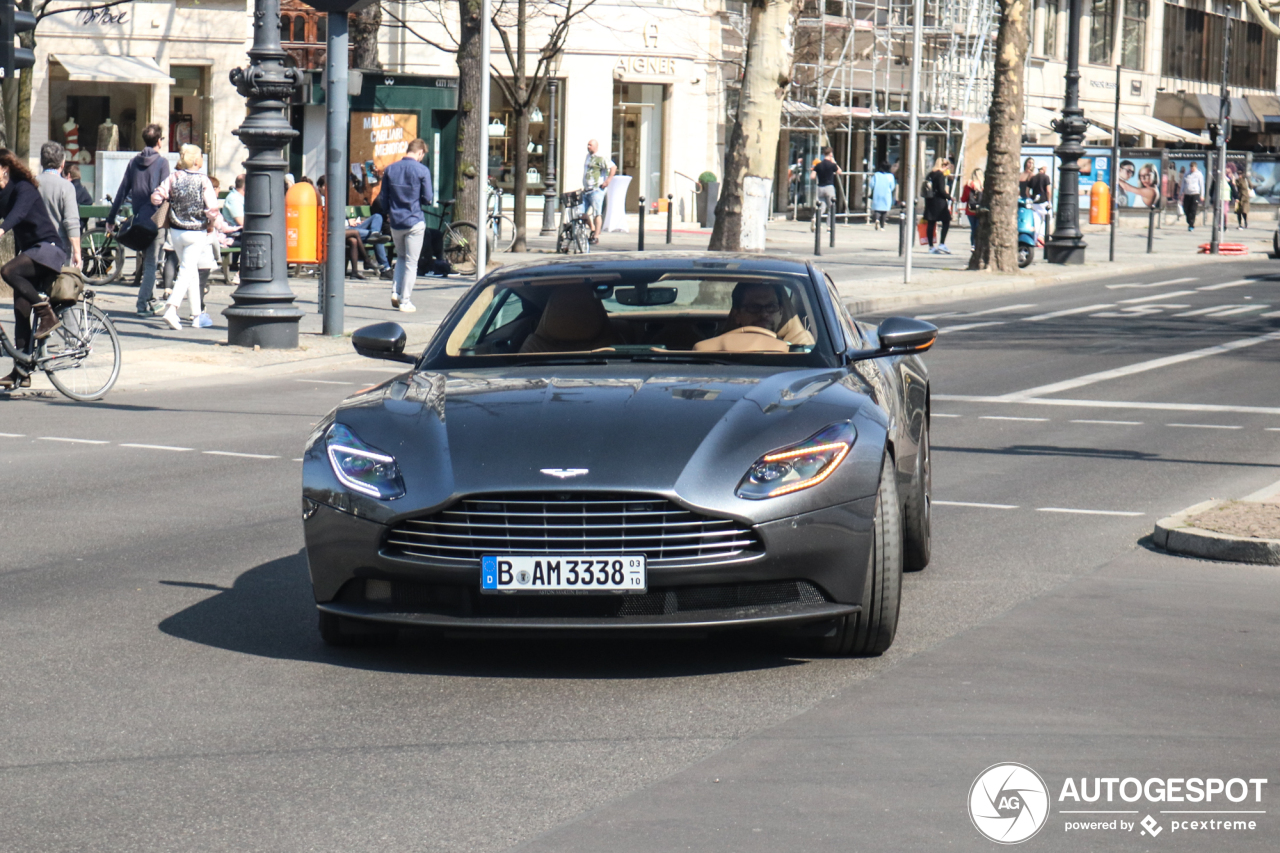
left=150, top=144, right=218, bottom=329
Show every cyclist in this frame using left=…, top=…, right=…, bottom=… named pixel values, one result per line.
left=0, top=149, right=67, bottom=389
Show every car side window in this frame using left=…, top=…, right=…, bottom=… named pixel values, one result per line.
left=823, top=274, right=861, bottom=349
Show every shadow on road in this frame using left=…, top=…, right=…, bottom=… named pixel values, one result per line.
left=935, top=443, right=1280, bottom=469
left=158, top=548, right=809, bottom=679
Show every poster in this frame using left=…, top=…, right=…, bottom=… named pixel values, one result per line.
left=348, top=111, right=419, bottom=204
left=1246, top=160, right=1280, bottom=204
left=1115, top=157, right=1161, bottom=208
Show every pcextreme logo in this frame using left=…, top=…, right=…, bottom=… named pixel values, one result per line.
left=969, top=764, right=1269, bottom=844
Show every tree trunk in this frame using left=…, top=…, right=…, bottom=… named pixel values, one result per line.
left=16, top=29, right=33, bottom=158
left=455, top=0, right=484, bottom=226
left=708, top=0, right=793, bottom=252
left=351, top=5, right=383, bottom=70
left=968, top=0, right=1030, bottom=272
left=509, top=0, right=529, bottom=251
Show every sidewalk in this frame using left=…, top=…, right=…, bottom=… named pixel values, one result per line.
left=3, top=210, right=1271, bottom=393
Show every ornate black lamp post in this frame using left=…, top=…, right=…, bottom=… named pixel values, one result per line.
left=1045, top=0, right=1088, bottom=264
left=225, top=0, right=306, bottom=348
left=539, top=52, right=563, bottom=237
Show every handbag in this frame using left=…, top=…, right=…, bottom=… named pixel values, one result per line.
left=117, top=214, right=158, bottom=251
left=49, top=264, right=86, bottom=302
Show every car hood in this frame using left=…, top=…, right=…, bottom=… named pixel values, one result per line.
left=324, top=364, right=889, bottom=522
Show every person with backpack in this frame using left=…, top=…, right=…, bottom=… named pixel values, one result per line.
left=149, top=144, right=218, bottom=330
left=960, top=169, right=984, bottom=246
left=923, top=157, right=953, bottom=254
left=106, top=124, right=170, bottom=316
left=868, top=161, right=896, bottom=231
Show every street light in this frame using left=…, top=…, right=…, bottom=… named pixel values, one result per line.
left=1045, top=0, right=1087, bottom=264
left=539, top=50, right=564, bottom=237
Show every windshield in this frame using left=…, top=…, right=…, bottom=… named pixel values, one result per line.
left=430, top=270, right=832, bottom=366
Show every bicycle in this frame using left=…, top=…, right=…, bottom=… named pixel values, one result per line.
left=437, top=200, right=494, bottom=276
left=556, top=190, right=592, bottom=254
left=0, top=289, right=122, bottom=401
left=80, top=225, right=126, bottom=286
left=487, top=184, right=517, bottom=253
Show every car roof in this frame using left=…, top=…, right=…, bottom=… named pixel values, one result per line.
left=484, top=252, right=816, bottom=284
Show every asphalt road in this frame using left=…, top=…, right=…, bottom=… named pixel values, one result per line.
left=1, top=259, right=1277, bottom=852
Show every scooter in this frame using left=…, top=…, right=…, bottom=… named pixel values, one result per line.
left=1017, top=197, right=1037, bottom=268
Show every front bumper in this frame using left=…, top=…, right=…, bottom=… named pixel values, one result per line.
left=303, top=495, right=875, bottom=632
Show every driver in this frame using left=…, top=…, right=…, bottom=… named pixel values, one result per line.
left=694, top=282, right=815, bottom=352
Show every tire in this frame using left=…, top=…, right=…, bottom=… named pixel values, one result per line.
left=1273, top=229, right=1279, bottom=258
left=902, top=420, right=931, bottom=572
left=81, top=232, right=124, bottom=286
left=1017, top=244, right=1034, bottom=268
left=556, top=224, right=573, bottom=254
left=443, top=220, right=481, bottom=275
left=40, top=302, right=122, bottom=402
left=318, top=610, right=396, bottom=647
left=814, top=452, right=903, bottom=656
left=573, top=222, right=591, bottom=254
left=492, top=214, right=518, bottom=253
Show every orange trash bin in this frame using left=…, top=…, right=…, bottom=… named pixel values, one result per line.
left=1089, top=180, right=1111, bottom=225
left=286, top=181, right=319, bottom=264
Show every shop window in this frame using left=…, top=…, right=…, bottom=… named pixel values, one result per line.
left=1089, top=0, right=1115, bottom=65
left=487, top=81, right=563, bottom=198
left=1043, top=0, right=1059, bottom=58
left=1121, top=0, right=1146, bottom=69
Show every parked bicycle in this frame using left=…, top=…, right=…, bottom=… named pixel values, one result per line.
left=487, top=184, right=517, bottom=254
left=437, top=200, right=499, bottom=276
left=556, top=190, right=592, bottom=254
left=1, top=288, right=122, bottom=401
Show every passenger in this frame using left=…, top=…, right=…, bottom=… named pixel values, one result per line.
left=694, top=282, right=814, bottom=352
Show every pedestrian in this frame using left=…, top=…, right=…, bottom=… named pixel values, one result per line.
left=923, top=157, right=953, bottom=254
left=150, top=144, right=218, bottom=330
left=960, top=168, right=983, bottom=246
left=1018, top=157, right=1036, bottom=200
left=582, top=139, right=616, bottom=244
left=1028, top=165, right=1052, bottom=242
left=1234, top=169, right=1251, bottom=229
left=1181, top=162, right=1204, bottom=231
left=221, top=173, right=245, bottom=276
left=36, top=141, right=82, bottom=265
left=349, top=207, right=391, bottom=278
left=381, top=138, right=434, bottom=313
left=810, top=146, right=840, bottom=229
left=0, top=149, right=68, bottom=389
left=64, top=163, right=92, bottom=207
left=107, top=123, right=170, bottom=316
left=868, top=161, right=897, bottom=230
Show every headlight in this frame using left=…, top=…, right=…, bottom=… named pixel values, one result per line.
left=736, top=422, right=856, bottom=500
left=325, top=423, right=405, bottom=500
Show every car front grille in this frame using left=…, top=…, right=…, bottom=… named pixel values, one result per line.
left=384, top=493, right=762, bottom=566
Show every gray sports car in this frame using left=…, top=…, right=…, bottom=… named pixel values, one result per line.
left=302, top=253, right=935, bottom=655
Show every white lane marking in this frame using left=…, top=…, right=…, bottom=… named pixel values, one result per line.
left=932, top=394, right=1280, bottom=416
left=1120, top=290, right=1197, bottom=304
left=1205, top=305, right=1269, bottom=317
left=295, top=379, right=356, bottom=385
left=979, top=415, right=1049, bottom=422
left=1104, top=282, right=1150, bottom=289
left=202, top=450, right=281, bottom=459
left=120, top=443, right=194, bottom=452
left=0, top=432, right=25, bottom=437
left=994, top=331, right=1280, bottom=400
left=934, top=500, right=1019, bottom=509
left=1149, top=277, right=1199, bottom=286
left=1267, top=427, right=1280, bottom=432
left=1197, top=279, right=1255, bottom=291
left=1166, top=423, right=1243, bottom=430
left=914, top=311, right=961, bottom=321
left=1091, top=304, right=1190, bottom=318
left=931, top=413, right=962, bottom=418
left=38, top=437, right=109, bottom=445
left=1037, top=507, right=1145, bottom=517
left=958, top=303, right=1039, bottom=317
left=292, top=458, right=305, bottom=462
left=937, top=320, right=1009, bottom=334
left=1024, top=303, right=1115, bottom=321
left=1261, top=310, right=1280, bottom=318
left=1173, top=304, right=1248, bottom=317
left=1071, top=419, right=1144, bottom=425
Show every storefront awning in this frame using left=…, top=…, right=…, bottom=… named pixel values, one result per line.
left=1154, top=92, right=1262, bottom=134
left=1024, top=106, right=1112, bottom=142
left=1245, top=94, right=1280, bottom=134
left=1230, top=97, right=1262, bottom=132
left=1086, top=111, right=1207, bottom=144
left=53, top=54, right=174, bottom=85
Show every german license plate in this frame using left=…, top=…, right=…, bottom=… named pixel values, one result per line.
left=481, top=555, right=647, bottom=593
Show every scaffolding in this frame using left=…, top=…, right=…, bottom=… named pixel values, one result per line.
left=784, top=0, right=997, bottom=218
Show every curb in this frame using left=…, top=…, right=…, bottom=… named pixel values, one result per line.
left=1152, top=499, right=1280, bottom=566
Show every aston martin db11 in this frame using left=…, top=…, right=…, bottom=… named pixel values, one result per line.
left=302, top=253, right=936, bottom=655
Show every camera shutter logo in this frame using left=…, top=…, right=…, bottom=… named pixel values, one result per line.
left=969, top=763, right=1050, bottom=844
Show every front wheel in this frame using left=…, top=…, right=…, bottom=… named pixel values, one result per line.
left=443, top=220, right=482, bottom=275
left=81, top=232, right=124, bottom=285
left=902, top=421, right=931, bottom=572
left=814, top=452, right=903, bottom=656
left=1017, top=243, right=1034, bottom=268
left=40, top=302, right=122, bottom=401
left=573, top=222, right=591, bottom=254
left=491, top=214, right=518, bottom=253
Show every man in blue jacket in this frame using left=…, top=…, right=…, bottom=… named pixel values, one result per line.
left=106, top=124, right=171, bottom=315
left=381, top=138, right=434, bottom=312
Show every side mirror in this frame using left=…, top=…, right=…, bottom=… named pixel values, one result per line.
left=352, top=322, right=416, bottom=363
left=875, top=316, right=938, bottom=354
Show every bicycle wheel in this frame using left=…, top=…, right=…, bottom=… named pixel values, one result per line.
left=40, top=302, right=122, bottom=401
left=556, top=224, right=573, bottom=254
left=443, top=220, right=482, bottom=275
left=81, top=231, right=124, bottom=286
left=573, top=222, right=591, bottom=254
left=491, top=214, right=518, bottom=253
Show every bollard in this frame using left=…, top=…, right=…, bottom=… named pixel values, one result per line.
left=1147, top=207, right=1156, bottom=253
left=666, top=194, right=673, bottom=244
left=638, top=196, right=645, bottom=251
left=898, top=211, right=907, bottom=257
left=829, top=201, right=836, bottom=248
left=814, top=202, right=823, bottom=257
